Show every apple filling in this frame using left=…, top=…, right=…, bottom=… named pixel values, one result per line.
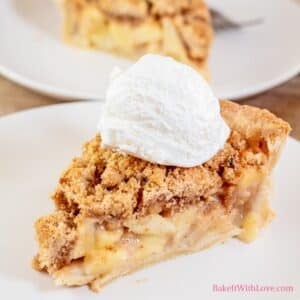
left=53, top=176, right=272, bottom=291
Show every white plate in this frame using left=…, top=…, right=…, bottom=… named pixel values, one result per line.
left=0, top=102, right=299, bottom=300
left=0, top=0, right=300, bottom=100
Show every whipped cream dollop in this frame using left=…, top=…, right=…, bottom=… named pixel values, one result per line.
left=98, top=54, right=230, bottom=167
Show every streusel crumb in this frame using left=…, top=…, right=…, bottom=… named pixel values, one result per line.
left=49, top=101, right=290, bottom=222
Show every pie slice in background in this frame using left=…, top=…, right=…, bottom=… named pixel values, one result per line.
left=55, top=0, right=213, bottom=78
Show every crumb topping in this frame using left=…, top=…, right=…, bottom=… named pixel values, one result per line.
left=33, top=211, right=76, bottom=272
left=50, top=100, right=290, bottom=222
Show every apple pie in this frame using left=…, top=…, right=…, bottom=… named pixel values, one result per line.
left=56, top=0, right=213, bottom=78
left=33, top=100, right=290, bottom=291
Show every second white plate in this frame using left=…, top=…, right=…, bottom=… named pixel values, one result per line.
left=0, top=102, right=300, bottom=299
left=0, top=0, right=300, bottom=100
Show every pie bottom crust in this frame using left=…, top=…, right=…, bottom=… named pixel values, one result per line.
left=46, top=177, right=273, bottom=292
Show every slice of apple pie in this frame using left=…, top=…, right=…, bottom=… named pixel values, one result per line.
left=33, top=100, right=290, bottom=291
left=56, top=0, right=213, bottom=77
